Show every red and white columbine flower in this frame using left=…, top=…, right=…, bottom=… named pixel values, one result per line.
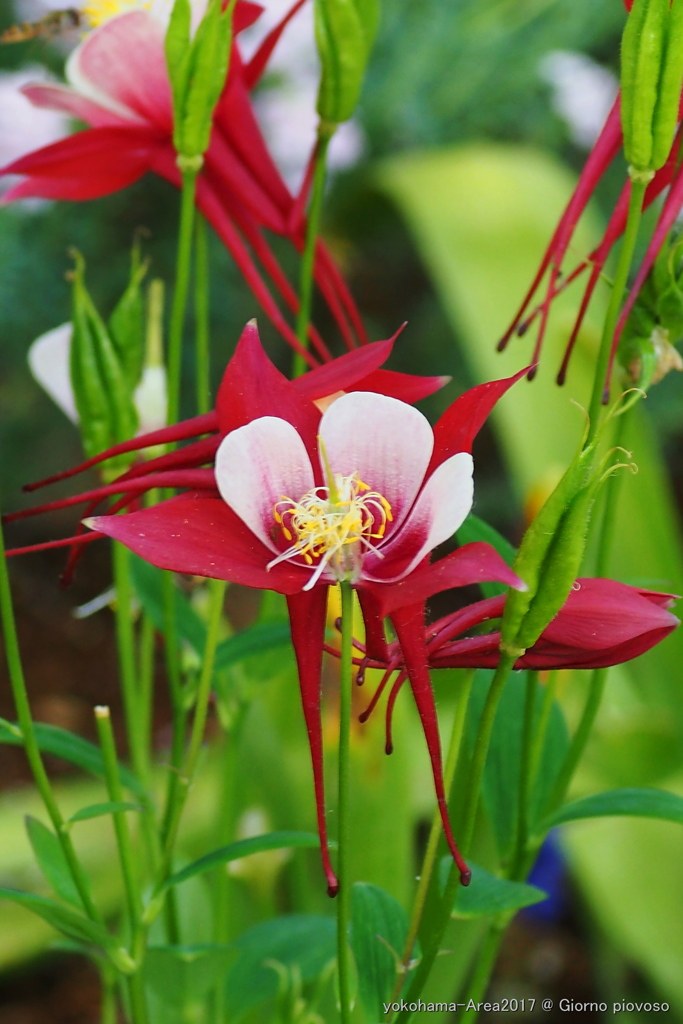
left=7, top=323, right=525, bottom=894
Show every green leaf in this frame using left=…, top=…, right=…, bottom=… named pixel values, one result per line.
left=543, top=788, right=683, bottom=831
left=456, top=513, right=516, bottom=597
left=163, top=831, right=321, bottom=891
left=68, top=801, right=140, bottom=825
left=440, top=859, right=546, bottom=918
left=225, top=915, right=336, bottom=1019
left=0, top=888, right=115, bottom=952
left=465, top=671, right=569, bottom=858
left=144, top=944, right=235, bottom=1011
left=214, top=622, right=292, bottom=672
left=25, top=817, right=82, bottom=908
left=0, top=720, right=144, bottom=798
left=350, top=882, right=414, bottom=1020
left=129, top=555, right=207, bottom=655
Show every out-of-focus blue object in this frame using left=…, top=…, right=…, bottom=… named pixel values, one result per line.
left=522, top=832, right=567, bottom=924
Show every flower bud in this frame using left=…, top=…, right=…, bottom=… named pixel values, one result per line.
left=621, top=0, right=683, bottom=173
left=165, top=0, right=233, bottom=161
left=314, top=0, right=380, bottom=127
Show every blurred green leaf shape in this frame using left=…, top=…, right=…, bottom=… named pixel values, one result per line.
left=0, top=719, right=144, bottom=798
left=457, top=513, right=516, bottom=597
left=543, top=788, right=683, bottom=831
left=441, top=860, right=546, bottom=918
left=0, top=887, right=115, bottom=953
left=163, top=832, right=322, bottom=891
left=130, top=556, right=293, bottom=668
left=466, top=672, right=568, bottom=859
left=130, top=555, right=206, bottom=653
left=25, top=817, right=82, bottom=908
left=350, top=881, right=415, bottom=1021
left=224, top=915, right=336, bottom=1020
left=214, top=622, right=292, bottom=671
left=144, top=943, right=235, bottom=1009
left=68, top=801, right=141, bottom=825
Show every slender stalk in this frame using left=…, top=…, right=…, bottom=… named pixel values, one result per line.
left=394, top=653, right=517, bottom=1021
left=586, top=177, right=646, bottom=441
left=336, top=581, right=354, bottom=1024
left=160, top=579, right=227, bottom=877
left=388, top=669, right=475, bottom=1015
left=99, top=966, right=118, bottom=1024
left=113, top=543, right=150, bottom=789
left=462, top=920, right=507, bottom=1016
left=511, top=671, right=538, bottom=878
left=292, top=129, right=333, bottom=378
left=194, top=213, right=211, bottom=416
left=0, top=510, right=102, bottom=923
left=94, top=707, right=143, bottom=932
left=167, top=168, right=199, bottom=426
left=137, top=614, right=156, bottom=771
left=525, top=669, right=559, bottom=801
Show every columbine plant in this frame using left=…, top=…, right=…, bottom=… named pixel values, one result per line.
left=1, top=1, right=683, bottom=1023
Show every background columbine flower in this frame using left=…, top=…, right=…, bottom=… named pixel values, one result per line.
left=0, top=0, right=367, bottom=359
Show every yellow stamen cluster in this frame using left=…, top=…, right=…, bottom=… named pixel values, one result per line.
left=267, top=472, right=393, bottom=589
left=81, top=0, right=149, bottom=28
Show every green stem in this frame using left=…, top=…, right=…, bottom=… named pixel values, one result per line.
left=113, top=543, right=150, bottom=789
left=160, top=580, right=227, bottom=880
left=387, top=669, right=475, bottom=1016
left=462, top=921, right=507, bottom=1017
left=94, top=706, right=143, bottom=932
left=511, top=671, right=538, bottom=878
left=99, top=966, right=118, bottom=1024
left=394, top=653, right=517, bottom=1022
left=0, top=511, right=102, bottom=924
left=167, top=168, right=199, bottom=426
left=194, top=213, right=211, bottom=416
left=336, top=581, right=354, bottom=1024
left=525, top=669, right=559, bottom=803
left=292, top=129, right=333, bottom=378
left=137, top=614, right=156, bottom=773
left=586, top=177, right=646, bottom=441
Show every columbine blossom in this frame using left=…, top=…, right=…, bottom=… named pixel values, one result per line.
left=6, top=323, right=526, bottom=893
left=0, top=0, right=365, bottom=362
left=499, top=0, right=683, bottom=390
left=349, top=578, right=679, bottom=752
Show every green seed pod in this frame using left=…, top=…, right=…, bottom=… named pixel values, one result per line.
left=108, top=242, right=148, bottom=393
left=314, top=0, right=380, bottom=126
left=500, top=439, right=600, bottom=651
left=651, top=0, right=683, bottom=169
left=165, top=0, right=233, bottom=160
left=69, top=252, right=138, bottom=464
left=514, top=478, right=600, bottom=651
left=621, top=0, right=668, bottom=170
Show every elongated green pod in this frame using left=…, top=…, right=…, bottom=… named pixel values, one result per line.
left=623, top=0, right=668, bottom=169
left=621, top=0, right=650, bottom=147
left=514, top=479, right=601, bottom=651
left=651, top=0, right=683, bottom=169
left=315, top=0, right=380, bottom=125
left=500, top=439, right=599, bottom=650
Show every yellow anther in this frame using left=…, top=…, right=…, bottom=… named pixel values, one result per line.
left=268, top=471, right=393, bottom=588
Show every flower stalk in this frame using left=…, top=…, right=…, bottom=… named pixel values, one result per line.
left=336, top=581, right=355, bottom=1024
left=293, top=126, right=334, bottom=378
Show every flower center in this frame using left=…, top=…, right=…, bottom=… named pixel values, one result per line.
left=81, top=0, right=149, bottom=28
left=267, top=472, right=393, bottom=589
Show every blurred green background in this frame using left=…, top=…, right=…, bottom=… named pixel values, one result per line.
left=2, top=0, right=683, bottom=1021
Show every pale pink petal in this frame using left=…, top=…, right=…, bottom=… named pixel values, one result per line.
left=21, top=83, right=131, bottom=128
left=318, top=392, right=433, bottom=532
left=215, top=416, right=314, bottom=552
left=362, top=453, right=474, bottom=583
left=67, top=13, right=172, bottom=131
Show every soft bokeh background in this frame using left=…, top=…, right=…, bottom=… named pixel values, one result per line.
left=2, top=0, right=683, bottom=1021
